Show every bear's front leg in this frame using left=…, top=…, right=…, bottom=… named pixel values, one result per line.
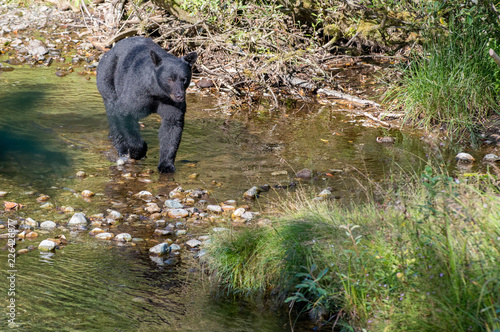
left=157, top=104, right=186, bottom=173
left=108, top=111, right=148, bottom=160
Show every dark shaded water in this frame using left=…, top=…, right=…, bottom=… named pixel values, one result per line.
left=0, top=65, right=482, bottom=330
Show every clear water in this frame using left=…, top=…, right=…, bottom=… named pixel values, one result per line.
left=0, top=65, right=439, bottom=331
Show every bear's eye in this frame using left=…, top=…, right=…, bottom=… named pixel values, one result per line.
left=167, top=77, right=174, bottom=82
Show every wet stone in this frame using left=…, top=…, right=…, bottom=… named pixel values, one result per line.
left=40, top=220, right=56, bottom=230
left=167, top=208, right=189, bottom=219
left=107, top=210, right=123, bottom=221
left=135, top=190, right=153, bottom=200
left=456, top=153, right=475, bottom=163
left=318, top=189, right=332, bottom=198
left=186, top=239, right=202, bottom=248
left=95, top=232, right=114, bottom=240
left=149, top=243, right=171, bottom=255
left=27, top=39, right=48, bottom=56
left=40, top=202, right=54, bottom=209
left=23, top=217, right=38, bottom=228
left=81, top=190, right=94, bottom=197
left=144, top=203, right=161, bottom=213
left=154, top=228, right=173, bottom=236
left=114, top=233, right=132, bottom=242
left=483, top=154, right=499, bottom=162
left=243, top=186, right=260, bottom=199
left=0, top=191, right=8, bottom=197
left=170, top=243, right=181, bottom=251
left=68, top=212, right=88, bottom=227
left=38, top=239, right=57, bottom=251
left=296, top=168, right=312, bottom=179
left=207, top=204, right=223, bottom=214
left=89, top=228, right=105, bottom=236
left=164, top=199, right=183, bottom=209
left=76, top=171, right=86, bottom=177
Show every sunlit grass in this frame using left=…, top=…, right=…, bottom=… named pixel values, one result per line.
left=204, top=167, right=500, bottom=331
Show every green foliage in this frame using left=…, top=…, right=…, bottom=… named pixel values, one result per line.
left=205, top=167, right=500, bottom=330
left=387, top=0, right=500, bottom=141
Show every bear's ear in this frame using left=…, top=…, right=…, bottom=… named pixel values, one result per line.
left=150, top=50, right=162, bottom=67
left=183, top=52, right=197, bottom=66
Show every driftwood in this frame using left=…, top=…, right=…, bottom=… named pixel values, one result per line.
left=317, top=88, right=381, bottom=108
left=489, top=49, right=500, bottom=68
left=104, top=28, right=139, bottom=46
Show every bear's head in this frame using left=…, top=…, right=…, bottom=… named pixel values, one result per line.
left=151, top=50, right=198, bottom=104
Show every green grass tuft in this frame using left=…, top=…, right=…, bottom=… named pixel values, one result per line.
left=205, top=167, right=500, bottom=331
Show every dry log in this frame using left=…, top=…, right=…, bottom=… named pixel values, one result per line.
left=317, top=88, right=381, bottom=108
left=104, top=28, right=139, bottom=46
left=489, top=49, right=500, bottom=68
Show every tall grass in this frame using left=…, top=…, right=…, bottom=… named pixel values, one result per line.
left=388, top=7, right=500, bottom=142
left=204, top=167, right=500, bottom=331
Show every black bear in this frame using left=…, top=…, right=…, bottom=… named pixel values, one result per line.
left=96, top=36, right=197, bottom=173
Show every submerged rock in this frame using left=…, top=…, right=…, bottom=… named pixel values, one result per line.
left=483, top=154, right=499, bottom=162
left=149, top=243, right=171, bottom=255
left=76, top=171, right=86, bottom=178
left=95, top=232, right=114, bottom=240
left=107, top=210, right=123, bottom=221
left=456, top=153, right=475, bottom=163
left=207, top=204, right=223, bottom=214
left=144, top=203, right=161, bottom=213
left=318, top=189, right=332, bottom=198
left=164, top=199, right=183, bottom=209
left=243, top=186, right=260, bottom=199
left=114, top=233, right=132, bottom=242
left=27, top=39, right=48, bottom=56
left=40, top=220, right=57, bottom=230
left=167, top=208, right=189, bottom=219
left=67, top=212, right=88, bottom=227
left=135, top=190, right=153, bottom=200
left=376, top=136, right=395, bottom=143
left=89, top=228, right=105, bottom=236
left=296, top=168, right=312, bottom=179
left=186, top=239, right=202, bottom=248
left=23, top=217, right=39, bottom=228
left=38, top=239, right=57, bottom=251
left=81, top=190, right=94, bottom=197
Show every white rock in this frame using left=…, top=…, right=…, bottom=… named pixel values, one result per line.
left=243, top=186, right=260, bottom=199
left=207, top=204, right=223, bottom=214
left=135, top=191, right=153, bottom=199
left=68, top=212, right=88, bottom=227
left=164, top=199, right=183, bottom=209
left=167, top=208, right=189, bottom=219
left=107, top=210, right=123, bottom=220
left=212, top=227, right=229, bottom=232
left=38, top=239, right=57, bottom=251
left=241, top=212, right=255, bottom=221
left=23, top=217, right=39, bottom=228
left=114, top=233, right=132, bottom=242
left=483, top=154, right=499, bottom=162
left=95, top=232, right=114, bottom=240
left=40, top=220, right=56, bottom=230
left=170, top=244, right=181, bottom=251
left=318, top=189, right=332, bottom=198
left=144, top=203, right=161, bottom=213
left=186, top=239, right=202, bottom=248
left=149, top=243, right=171, bottom=255
left=456, top=153, right=475, bottom=163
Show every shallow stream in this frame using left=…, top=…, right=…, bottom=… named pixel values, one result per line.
left=0, top=66, right=487, bottom=330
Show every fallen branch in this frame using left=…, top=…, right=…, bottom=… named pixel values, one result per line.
left=489, top=49, right=500, bottom=68
left=317, top=88, right=381, bottom=108
left=104, top=28, right=140, bottom=46
left=362, top=111, right=390, bottom=127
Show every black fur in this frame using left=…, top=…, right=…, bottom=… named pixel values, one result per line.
left=96, top=36, right=197, bottom=173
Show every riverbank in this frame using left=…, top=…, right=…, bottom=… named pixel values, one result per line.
left=204, top=166, right=500, bottom=331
